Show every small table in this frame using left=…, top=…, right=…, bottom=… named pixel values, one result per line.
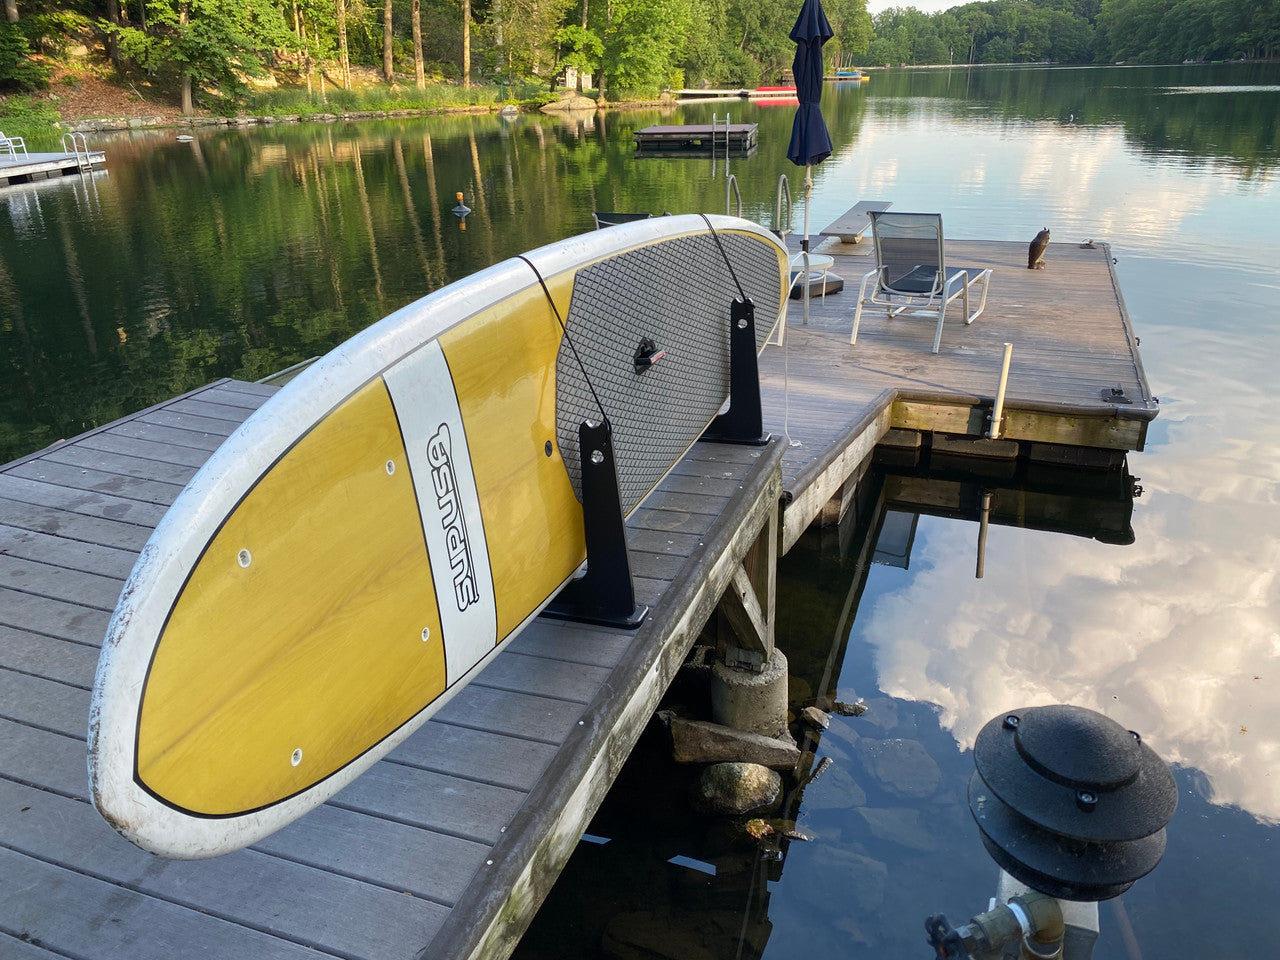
left=789, top=252, right=836, bottom=294
left=771, top=252, right=838, bottom=346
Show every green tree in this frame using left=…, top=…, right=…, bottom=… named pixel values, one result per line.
left=488, top=0, right=572, bottom=80
left=110, top=0, right=291, bottom=113
left=553, top=23, right=601, bottom=89
left=600, top=0, right=692, bottom=97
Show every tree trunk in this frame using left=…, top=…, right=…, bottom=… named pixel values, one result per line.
left=382, top=0, right=393, bottom=82
left=179, top=1, right=193, bottom=114
left=581, top=0, right=587, bottom=29
left=336, top=0, right=351, bottom=89
left=139, top=0, right=147, bottom=31
left=4, top=0, right=17, bottom=24
left=105, top=0, right=120, bottom=64
left=292, top=1, right=306, bottom=92
left=461, top=0, right=471, bottom=87
left=412, top=0, right=424, bottom=88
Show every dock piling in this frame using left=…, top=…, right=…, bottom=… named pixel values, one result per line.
left=989, top=342, right=1014, bottom=439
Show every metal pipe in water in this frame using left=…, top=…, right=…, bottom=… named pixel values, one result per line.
left=976, top=490, right=991, bottom=578
left=989, top=342, right=1013, bottom=438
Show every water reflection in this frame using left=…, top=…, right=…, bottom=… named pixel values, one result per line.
left=518, top=449, right=1277, bottom=958
left=519, top=459, right=1163, bottom=959
left=6, top=65, right=1279, bottom=462
left=868, top=478, right=1280, bottom=825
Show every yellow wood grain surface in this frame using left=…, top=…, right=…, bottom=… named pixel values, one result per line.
left=138, top=379, right=447, bottom=815
left=439, top=276, right=586, bottom=641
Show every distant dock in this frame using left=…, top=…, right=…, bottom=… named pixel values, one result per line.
left=0, top=149, right=106, bottom=188
left=633, top=123, right=758, bottom=153
left=0, top=233, right=1156, bottom=960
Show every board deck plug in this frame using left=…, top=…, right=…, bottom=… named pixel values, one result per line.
left=633, top=338, right=666, bottom=373
left=700, top=298, right=770, bottom=446
left=542, top=419, right=648, bottom=629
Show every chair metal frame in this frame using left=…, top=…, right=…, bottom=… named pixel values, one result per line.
left=0, top=131, right=28, bottom=161
left=850, top=211, right=991, bottom=353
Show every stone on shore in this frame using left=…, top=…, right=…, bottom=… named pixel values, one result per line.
left=540, top=95, right=597, bottom=113
left=669, top=717, right=801, bottom=771
left=691, top=762, right=782, bottom=816
left=800, top=706, right=831, bottom=730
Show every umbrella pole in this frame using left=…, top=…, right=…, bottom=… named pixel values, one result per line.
left=802, top=164, right=813, bottom=325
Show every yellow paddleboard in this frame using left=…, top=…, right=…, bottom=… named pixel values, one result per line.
left=88, top=214, right=788, bottom=858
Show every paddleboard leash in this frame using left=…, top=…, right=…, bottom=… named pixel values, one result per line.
left=518, top=254, right=609, bottom=426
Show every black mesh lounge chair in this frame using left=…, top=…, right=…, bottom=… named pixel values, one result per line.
left=850, top=211, right=992, bottom=353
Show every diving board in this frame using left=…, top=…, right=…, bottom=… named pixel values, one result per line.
left=819, top=200, right=892, bottom=244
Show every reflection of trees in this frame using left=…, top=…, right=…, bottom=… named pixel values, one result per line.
left=512, top=457, right=1140, bottom=960
left=2, top=99, right=877, bottom=463
left=869, top=63, right=1280, bottom=174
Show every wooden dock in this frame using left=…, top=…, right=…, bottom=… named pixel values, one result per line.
left=0, top=234, right=1154, bottom=959
left=633, top=123, right=758, bottom=153
left=764, top=237, right=1155, bottom=550
left=0, top=151, right=106, bottom=188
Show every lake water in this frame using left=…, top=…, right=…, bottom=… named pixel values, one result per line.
left=3, top=64, right=1278, bottom=956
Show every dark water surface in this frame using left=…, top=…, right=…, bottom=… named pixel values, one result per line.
left=4, top=64, right=1278, bottom=956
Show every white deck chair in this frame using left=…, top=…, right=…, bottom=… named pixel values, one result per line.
left=850, top=211, right=991, bottom=353
left=0, top=131, right=28, bottom=161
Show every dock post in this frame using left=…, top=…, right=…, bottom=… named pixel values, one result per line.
left=709, top=496, right=787, bottom=736
left=989, top=342, right=1013, bottom=438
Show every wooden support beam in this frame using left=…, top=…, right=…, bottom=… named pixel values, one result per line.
left=714, top=497, right=778, bottom=665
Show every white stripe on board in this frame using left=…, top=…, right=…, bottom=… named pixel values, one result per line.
left=383, top=340, right=498, bottom=685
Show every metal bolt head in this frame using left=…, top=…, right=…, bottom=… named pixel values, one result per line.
left=291, top=748, right=303, bottom=767
left=590, top=449, right=604, bottom=465
left=1003, top=714, right=1020, bottom=729
left=544, top=440, right=553, bottom=457
left=737, top=317, right=748, bottom=329
left=237, top=548, right=252, bottom=568
left=1077, top=790, right=1098, bottom=811
left=385, top=459, right=396, bottom=475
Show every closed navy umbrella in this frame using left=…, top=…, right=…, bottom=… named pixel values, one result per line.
left=787, top=0, right=833, bottom=170
left=787, top=0, right=833, bottom=326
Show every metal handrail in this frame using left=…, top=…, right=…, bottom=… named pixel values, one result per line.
left=61, top=132, right=91, bottom=171
left=774, top=174, right=792, bottom=239
left=725, top=173, right=742, bottom=218
left=710, top=113, right=718, bottom=177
